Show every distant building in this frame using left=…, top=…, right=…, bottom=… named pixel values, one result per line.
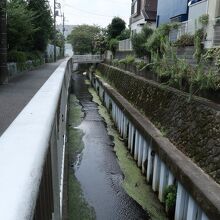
left=130, top=0, right=158, bottom=35
left=65, top=43, right=73, bottom=57
left=56, top=25, right=76, bottom=39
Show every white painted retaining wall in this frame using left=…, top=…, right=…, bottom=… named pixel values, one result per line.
left=0, top=58, right=72, bottom=220
left=118, top=39, right=133, bottom=52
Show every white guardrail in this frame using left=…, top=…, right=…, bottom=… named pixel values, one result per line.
left=0, top=58, right=72, bottom=220
left=72, top=54, right=104, bottom=63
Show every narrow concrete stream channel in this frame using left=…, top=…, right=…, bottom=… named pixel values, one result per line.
left=67, top=71, right=167, bottom=220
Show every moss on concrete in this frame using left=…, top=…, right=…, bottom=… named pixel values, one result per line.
left=67, top=95, right=96, bottom=220
left=88, top=86, right=168, bottom=220
left=85, top=79, right=91, bottom=85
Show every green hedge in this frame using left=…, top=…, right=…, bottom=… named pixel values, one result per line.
left=8, top=50, right=44, bottom=71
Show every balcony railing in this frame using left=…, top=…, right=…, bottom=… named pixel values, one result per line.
left=169, top=18, right=220, bottom=48
left=0, top=58, right=72, bottom=220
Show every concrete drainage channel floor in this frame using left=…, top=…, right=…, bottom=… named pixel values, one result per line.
left=68, top=72, right=162, bottom=220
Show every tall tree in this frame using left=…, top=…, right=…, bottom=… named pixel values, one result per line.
left=0, top=0, right=8, bottom=83
left=107, top=17, right=126, bottom=39
left=7, top=0, right=37, bottom=51
left=68, top=25, right=101, bottom=54
left=93, top=28, right=108, bottom=54
left=131, top=24, right=153, bottom=58
left=28, top=0, right=53, bottom=52
left=116, top=28, right=130, bottom=41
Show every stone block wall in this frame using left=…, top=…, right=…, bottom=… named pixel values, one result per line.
left=97, top=63, right=220, bottom=184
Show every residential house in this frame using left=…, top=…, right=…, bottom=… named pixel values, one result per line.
left=174, top=0, right=220, bottom=47
left=118, top=0, right=158, bottom=52
left=130, top=0, right=158, bottom=35
left=156, top=0, right=189, bottom=26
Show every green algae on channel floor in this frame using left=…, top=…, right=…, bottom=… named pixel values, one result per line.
left=67, top=95, right=96, bottom=220
left=88, top=82, right=168, bottom=220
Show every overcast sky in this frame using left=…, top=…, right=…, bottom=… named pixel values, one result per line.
left=49, top=0, right=131, bottom=28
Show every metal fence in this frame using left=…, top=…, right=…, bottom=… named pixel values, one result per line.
left=0, top=58, right=72, bottom=220
left=72, top=54, right=104, bottom=63
left=169, top=19, right=220, bottom=48
left=118, top=39, right=133, bottom=52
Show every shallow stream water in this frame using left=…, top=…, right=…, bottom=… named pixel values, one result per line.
left=71, top=72, right=149, bottom=220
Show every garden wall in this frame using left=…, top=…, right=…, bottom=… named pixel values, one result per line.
left=115, top=51, right=135, bottom=60
left=7, top=59, right=45, bottom=80
left=97, top=63, right=220, bottom=184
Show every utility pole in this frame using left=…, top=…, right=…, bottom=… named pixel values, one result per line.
left=62, top=13, right=65, bottom=58
left=0, top=0, right=8, bottom=84
left=54, top=0, right=57, bottom=62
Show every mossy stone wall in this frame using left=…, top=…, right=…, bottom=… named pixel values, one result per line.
left=97, top=63, right=220, bottom=184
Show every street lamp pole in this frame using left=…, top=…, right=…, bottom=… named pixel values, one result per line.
left=62, top=13, right=65, bottom=57
left=0, top=0, right=8, bottom=84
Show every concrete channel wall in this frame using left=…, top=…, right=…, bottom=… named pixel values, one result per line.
left=97, top=64, right=220, bottom=185
left=89, top=70, right=220, bottom=219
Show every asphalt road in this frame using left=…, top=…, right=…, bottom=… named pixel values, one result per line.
left=0, top=60, right=64, bottom=136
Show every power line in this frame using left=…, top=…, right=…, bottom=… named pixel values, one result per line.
left=60, top=0, right=128, bottom=6
left=105, top=0, right=128, bottom=5
left=63, top=3, right=115, bottom=18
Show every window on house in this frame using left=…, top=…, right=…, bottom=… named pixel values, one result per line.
left=131, top=0, right=139, bottom=15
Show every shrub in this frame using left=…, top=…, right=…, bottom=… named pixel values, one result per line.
left=109, top=38, right=119, bottom=55
left=125, top=55, right=135, bottom=64
left=170, top=22, right=181, bottom=30
left=203, top=48, right=216, bottom=61
left=195, top=28, right=205, bottom=41
left=194, top=34, right=203, bottom=64
left=190, top=67, right=220, bottom=91
left=8, top=50, right=27, bottom=63
left=116, top=29, right=130, bottom=41
left=118, top=55, right=135, bottom=65
left=27, top=51, right=43, bottom=61
left=135, top=60, right=146, bottom=70
left=173, top=34, right=194, bottom=47
left=203, top=48, right=220, bottom=69
left=164, top=185, right=177, bottom=211
left=146, top=24, right=173, bottom=56
left=112, top=59, right=119, bottom=66
left=131, top=24, right=153, bottom=58
left=199, top=14, right=209, bottom=26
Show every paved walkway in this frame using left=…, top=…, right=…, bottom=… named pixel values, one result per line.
left=0, top=59, right=64, bottom=136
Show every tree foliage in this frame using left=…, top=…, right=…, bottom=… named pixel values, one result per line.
left=131, top=25, right=153, bottom=58
left=116, top=28, right=130, bottom=41
left=55, top=30, right=65, bottom=48
left=109, top=38, right=119, bottom=55
left=68, top=25, right=101, bottom=54
left=7, top=0, right=37, bottom=51
left=7, top=0, right=54, bottom=53
left=93, top=29, right=109, bottom=54
left=28, top=0, right=53, bottom=52
left=146, top=24, right=174, bottom=56
left=107, top=17, right=126, bottom=39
